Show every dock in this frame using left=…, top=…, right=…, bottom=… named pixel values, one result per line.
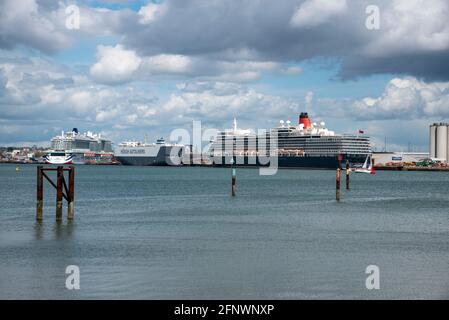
left=375, top=165, right=449, bottom=172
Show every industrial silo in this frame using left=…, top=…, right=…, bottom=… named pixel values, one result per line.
left=430, top=124, right=437, bottom=158
left=436, top=123, right=448, bottom=161
left=446, top=123, right=449, bottom=163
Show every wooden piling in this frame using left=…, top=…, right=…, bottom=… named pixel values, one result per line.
left=36, top=166, right=76, bottom=222
left=67, top=166, right=75, bottom=220
left=336, top=168, right=341, bottom=201
left=56, top=166, right=63, bottom=222
left=36, top=166, right=43, bottom=221
left=231, top=167, right=236, bottom=196
left=337, top=153, right=342, bottom=170
left=345, top=160, right=350, bottom=190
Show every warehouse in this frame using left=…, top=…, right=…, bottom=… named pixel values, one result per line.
left=373, top=152, right=430, bottom=166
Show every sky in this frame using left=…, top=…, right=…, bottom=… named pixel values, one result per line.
left=1, top=0, right=449, bottom=151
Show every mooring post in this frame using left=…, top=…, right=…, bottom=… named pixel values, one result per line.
left=231, top=167, right=236, bottom=197
left=231, top=139, right=236, bottom=197
left=371, top=158, right=375, bottom=175
left=336, top=168, right=341, bottom=201
left=36, top=166, right=43, bottom=221
left=346, top=160, right=350, bottom=191
left=335, top=154, right=342, bottom=201
left=67, top=166, right=75, bottom=221
left=56, top=166, right=63, bottom=222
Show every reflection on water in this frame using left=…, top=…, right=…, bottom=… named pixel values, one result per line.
left=1, top=164, right=449, bottom=299
left=33, top=222, right=44, bottom=240
left=52, top=221, right=76, bottom=241
left=33, top=219, right=76, bottom=241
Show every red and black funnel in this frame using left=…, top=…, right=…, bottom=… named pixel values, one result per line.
left=299, top=112, right=311, bottom=128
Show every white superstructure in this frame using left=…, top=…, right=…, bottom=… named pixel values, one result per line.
left=45, top=128, right=113, bottom=164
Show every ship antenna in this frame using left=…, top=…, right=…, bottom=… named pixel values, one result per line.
left=233, top=118, right=237, bottom=132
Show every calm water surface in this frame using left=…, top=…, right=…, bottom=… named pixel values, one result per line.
left=1, top=164, right=448, bottom=299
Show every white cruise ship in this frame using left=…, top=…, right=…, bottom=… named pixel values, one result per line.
left=44, top=128, right=114, bottom=165
left=209, top=112, right=372, bottom=169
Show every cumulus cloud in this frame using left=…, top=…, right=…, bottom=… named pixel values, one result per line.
left=138, top=2, right=168, bottom=25
left=351, top=77, right=449, bottom=120
left=118, top=0, right=449, bottom=81
left=290, top=0, right=347, bottom=28
left=0, top=0, right=137, bottom=54
left=310, top=77, right=449, bottom=122
left=0, top=54, right=158, bottom=141
left=90, top=45, right=142, bottom=84
left=143, top=54, right=192, bottom=74
left=0, top=0, right=72, bottom=53
left=2, top=0, right=449, bottom=80
left=89, top=43, right=282, bottom=84
left=160, top=81, right=300, bottom=129
left=1, top=53, right=301, bottom=144
left=363, top=0, right=449, bottom=56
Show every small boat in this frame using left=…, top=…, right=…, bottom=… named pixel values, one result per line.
left=351, top=155, right=375, bottom=174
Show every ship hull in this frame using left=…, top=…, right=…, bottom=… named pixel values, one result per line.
left=211, top=154, right=369, bottom=169
left=44, top=154, right=74, bottom=165
left=45, top=159, right=73, bottom=165
left=115, top=156, right=167, bottom=166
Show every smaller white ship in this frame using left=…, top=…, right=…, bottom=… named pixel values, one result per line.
left=44, top=152, right=74, bottom=164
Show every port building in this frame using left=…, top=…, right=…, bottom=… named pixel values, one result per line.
left=373, top=152, right=430, bottom=166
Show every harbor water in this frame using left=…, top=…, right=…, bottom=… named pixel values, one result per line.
left=1, top=164, right=448, bottom=299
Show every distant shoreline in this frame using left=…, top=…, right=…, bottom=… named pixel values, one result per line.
left=2, top=161, right=449, bottom=172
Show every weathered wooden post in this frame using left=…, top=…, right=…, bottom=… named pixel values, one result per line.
left=336, top=168, right=341, bottom=201
left=67, top=166, right=75, bottom=220
left=231, top=167, right=236, bottom=197
left=345, top=160, right=350, bottom=191
left=56, top=166, right=63, bottom=222
left=336, top=154, right=342, bottom=201
left=36, top=166, right=43, bottom=221
left=231, top=139, right=236, bottom=197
